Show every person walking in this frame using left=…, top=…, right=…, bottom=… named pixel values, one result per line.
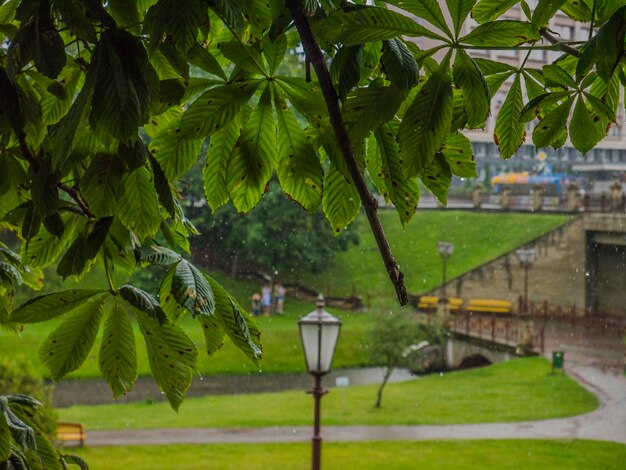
left=261, top=284, right=272, bottom=317
left=251, top=293, right=261, bottom=317
left=274, top=284, right=286, bottom=314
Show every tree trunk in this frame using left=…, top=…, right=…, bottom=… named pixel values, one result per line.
left=230, top=251, right=240, bottom=278
left=374, top=363, right=394, bottom=409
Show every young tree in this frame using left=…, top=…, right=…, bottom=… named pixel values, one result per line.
left=369, top=313, right=433, bottom=409
left=0, top=0, right=623, bottom=416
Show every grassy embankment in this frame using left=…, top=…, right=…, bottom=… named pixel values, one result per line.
left=302, top=210, right=572, bottom=306
left=1, top=212, right=571, bottom=379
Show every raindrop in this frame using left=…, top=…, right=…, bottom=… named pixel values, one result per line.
left=585, top=271, right=590, bottom=277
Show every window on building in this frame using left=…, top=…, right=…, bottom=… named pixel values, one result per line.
left=529, top=49, right=545, bottom=61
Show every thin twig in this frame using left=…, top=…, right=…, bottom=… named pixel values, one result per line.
left=286, top=0, right=408, bottom=305
left=540, top=28, right=580, bottom=58
left=17, top=132, right=95, bottom=219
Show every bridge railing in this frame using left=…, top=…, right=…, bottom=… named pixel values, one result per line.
left=526, top=299, right=626, bottom=336
left=419, top=191, right=626, bottom=214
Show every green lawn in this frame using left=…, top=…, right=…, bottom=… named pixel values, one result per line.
left=68, top=440, right=626, bottom=470
left=0, top=300, right=378, bottom=379
left=59, top=358, right=597, bottom=429
left=3, top=211, right=571, bottom=380
left=301, top=211, right=572, bottom=306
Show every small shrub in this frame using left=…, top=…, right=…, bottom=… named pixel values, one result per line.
left=0, top=356, right=57, bottom=439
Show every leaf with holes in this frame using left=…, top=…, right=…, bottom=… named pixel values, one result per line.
left=180, top=80, right=260, bottom=138
left=135, top=311, right=197, bottom=411
left=274, top=88, right=323, bottom=211
left=217, top=40, right=266, bottom=75
left=119, top=284, right=168, bottom=325
left=494, top=74, right=524, bottom=159
left=472, top=0, right=520, bottom=23
left=160, top=264, right=185, bottom=321
left=441, top=133, right=477, bottom=178
left=211, top=0, right=244, bottom=33
left=227, top=86, right=276, bottom=214
left=117, top=167, right=161, bottom=239
left=203, top=118, right=240, bottom=211
left=19, top=211, right=75, bottom=270
left=445, top=0, right=477, bottom=37
left=315, top=7, right=444, bottom=46
left=322, top=164, right=361, bottom=235
left=386, top=0, right=452, bottom=37
left=172, top=260, right=215, bottom=317
left=344, top=85, right=408, bottom=142
left=532, top=0, right=567, bottom=28
left=205, top=275, right=261, bottom=363
left=330, top=44, right=363, bottom=102
left=460, top=21, right=539, bottom=47
left=398, top=55, right=453, bottom=177
left=88, top=29, right=153, bottom=141
left=137, top=245, right=182, bottom=266
left=373, top=124, right=420, bottom=226
left=381, top=38, right=419, bottom=90
left=32, top=0, right=66, bottom=78
left=421, top=153, right=452, bottom=204
left=39, top=292, right=109, bottom=380
left=197, top=315, right=225, bottom=357
left=144, top=0, right=207, bottom=53
left=569, top=96, right=602, bottom=154
left=262, top=34, right=287, bottom=75
left=149, top=113, right=205, bottom=181
left=188, top=45, right=227, bottom=81
left=10, top=289, right=107, bottom=323
left=99, top=296, right=137, bottom=397
left=532, top=96, right=573, bottom=148
left=453, top=49, right=490, bottom=127
left=79, top=155, right=125, bottom=217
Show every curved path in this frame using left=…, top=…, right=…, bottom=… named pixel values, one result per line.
left=86, top=364, right=626, bottom=447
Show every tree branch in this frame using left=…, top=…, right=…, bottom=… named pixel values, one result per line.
left=286, top=1, right=408, bottom=306
left=17, top=131, right=95, bottom=219
left=540, top=29, right=580, bottom=58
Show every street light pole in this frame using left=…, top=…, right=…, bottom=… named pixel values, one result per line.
left=299, top=295, right=341, bottom=470
left=311, top=373, right=324, bottom=470
left=437, top=241, right=454, bottom=303
left=515, top=249, right=536, bottom=314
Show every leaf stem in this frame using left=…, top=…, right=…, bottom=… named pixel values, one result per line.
left=16, top=132, right=95, bottom=219
left=104, top=254, right=116, bottom=294
left=286, top=0, right=408, bottom=305
left=589, top=0, right=597, bottom=41
left=539, top=28, right=580, bottom=58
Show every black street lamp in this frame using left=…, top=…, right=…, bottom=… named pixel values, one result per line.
left=298, top=294, right=341, bottom=470
left=437, top=241, right=454, bottom=303
left=516, top=248, right=536, bottom=314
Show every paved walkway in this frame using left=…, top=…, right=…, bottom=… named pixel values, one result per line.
left=87, top=363, right=626, bottom=446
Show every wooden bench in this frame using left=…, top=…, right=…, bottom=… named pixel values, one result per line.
left=56, top=422, right=86, bottom=446
left=467, top=299, right=512, bottom=314
left=417, top=296, right=463, bottom=311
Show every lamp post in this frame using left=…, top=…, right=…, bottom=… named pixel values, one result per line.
left=298, top=294, right=341, bottom=470
left=516, top=248, right=536, bottom=314
left=437, top=241, right=454, bottom=303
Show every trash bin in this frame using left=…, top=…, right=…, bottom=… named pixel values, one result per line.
left=552, top=351, right=564, bottom=371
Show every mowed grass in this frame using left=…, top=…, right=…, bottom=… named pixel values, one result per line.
left=59, top=358, right=597, bottom=429
left=0, top=299, right=378, bottom=379
left=69, top=440, right=626, bottom=470
left=2, top=211, right=570, bottom=379
left=302, top=211, right=572, bottom=305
